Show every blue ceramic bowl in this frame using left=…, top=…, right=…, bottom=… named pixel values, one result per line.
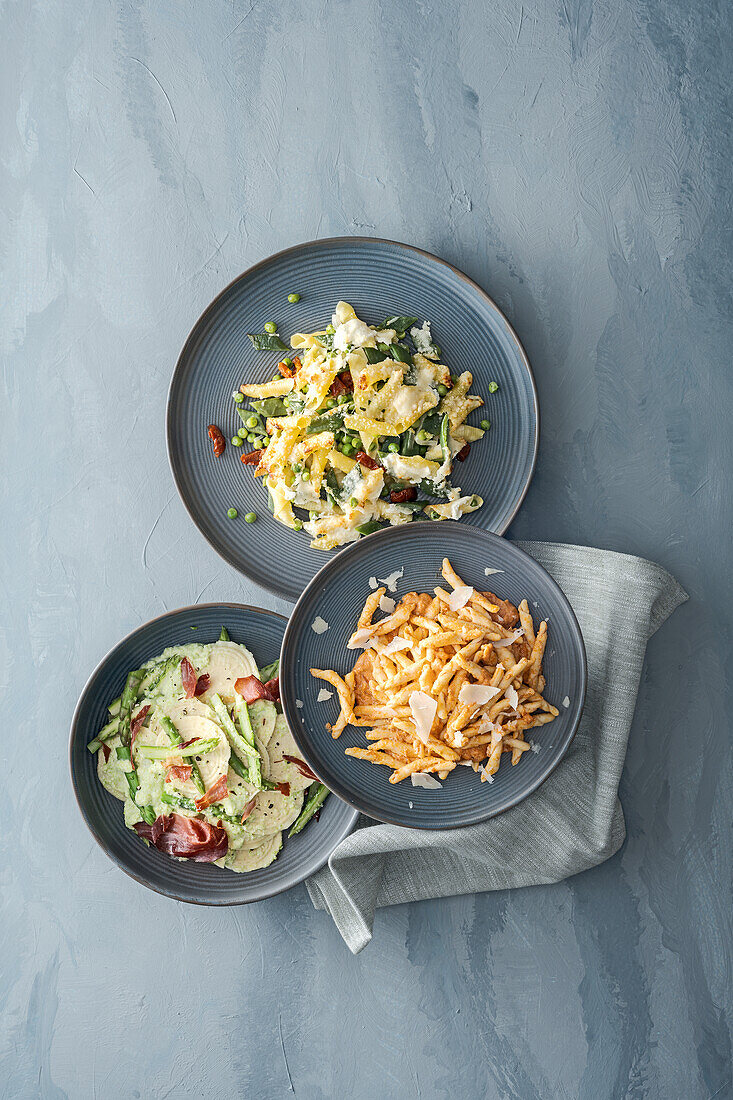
left=280, top=525, right=586, bottom=829
left=167, top=237, right=538, bottom=602
left=70, top=604, right=358, bottom=903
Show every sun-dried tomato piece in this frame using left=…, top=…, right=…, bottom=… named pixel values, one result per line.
left=277, top=359, right=296, bottom=377
left=240, top=449, right=264, bottom=467
left=208, top=424, right=225, bottom=457
left=389, top=486, right=417, bottom=504
left=194, top=673, right=210, bottom=697
left=329, top=371, right=354, bottom=397
left=133, top=813, right=227, bottom=861
left=275, top=782, right=291, bottom=796
left=102, top=744, right=111, bottom=763
left=355, top=451, right=381, bottom=471
left=195, top=773, right=228, bottom=810
left=456, top=442, right=471, bottom=462
left=283, top=755, right=318, bottom=781
left=181, top=657, right=197, bottom=698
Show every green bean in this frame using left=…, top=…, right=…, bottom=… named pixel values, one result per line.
left=356, top=520, right=382, bottom=536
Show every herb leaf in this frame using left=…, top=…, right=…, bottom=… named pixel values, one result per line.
left=247, top=332, right=289, bottom=351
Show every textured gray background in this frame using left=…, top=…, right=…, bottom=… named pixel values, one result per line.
left=1, top=0, right=731, bottom=1097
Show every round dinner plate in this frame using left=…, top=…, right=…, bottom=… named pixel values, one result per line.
left=280, top=524, right=586, bottom=830
left=70, top=604, right=358, bottom=904
left=167, top=237, right=539, bottom=602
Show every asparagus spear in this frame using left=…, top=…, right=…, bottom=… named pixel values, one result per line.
left=257, top=659, right=279, bottom=682
left=219, top=626, right=230, bottom=641
left=117, top=670, right=145, bottom=801
left=159, top=715, right=206, bottom=795
left=135, top=737, right=218, bottom=760
left=288, top=783, right=329, bottom=837
left=87, top=717, right=120, bottom=753
left=209, top=694, right=262, bottom=786
left=160, top=789, right=241, bottom=825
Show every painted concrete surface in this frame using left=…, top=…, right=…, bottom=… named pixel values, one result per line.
left=1, top=0, right=731, bottom=1097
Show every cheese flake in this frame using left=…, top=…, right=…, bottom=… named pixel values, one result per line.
left=448, top=585, right=473, bottom=612
left=382, top=636, right=411, bottom=655
left=484, top=568, right=504, bottom=576
left=492, top=629, right=524, bottom=647
left=410, top=772, right=442, bottom=789
left=409, top=690, right=437, bottom=743
left=316, top=689, right=333, bottom=703
left=378, top=567, right=403, bottom=592
left=505, top=685, right=519, bottom=710
left=562, top=696, right=570, bottom=708
left=311, top=616, right=330, bottom=635
left=458, top=684, right=502, bottom=707
left=347, top=627, right=375, bottom=650
left=379, top=595, right=396, bottom=614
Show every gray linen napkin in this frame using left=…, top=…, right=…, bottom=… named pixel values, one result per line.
left=306, top=542, right=687, bottom=953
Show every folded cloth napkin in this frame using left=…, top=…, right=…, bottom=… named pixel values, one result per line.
left=306, top=541, right=687, bottom=953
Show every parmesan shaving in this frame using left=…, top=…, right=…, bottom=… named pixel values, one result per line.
left=480, top=766, right=495, bottom=783
left=492, top=629, right=524, bottom=647
left=410, top=772, right=443, bottom=789
left=382, top=637, right=412, bottom=655
left=484, top=568, right=504, bottom=576
left=316, top=689, right=333, bottom=703
left=378, top=567, right=403, bottom=592
left=379, top=595, right=396, bottom=614
left=408, top=690, right=437, bottom=744
left=448, top=585, right=473, bottom=612
left=347, top=627, right=375, bottom=650
left=505, top=686, right=519, bottom=710
left=311, top=616, right=329, bottom=635
left=368, top=576, right=379, bottom=590
left=458, top=684, right=502, bottom=707
left=295, top=699, right=304, bottom=708
left=562, top=696, right=570, bottom=708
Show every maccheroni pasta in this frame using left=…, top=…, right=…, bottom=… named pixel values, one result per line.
left=232, top=302, right=493, bottom=550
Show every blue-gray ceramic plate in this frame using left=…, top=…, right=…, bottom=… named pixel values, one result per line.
left=280, top=524, right=586, bottom=829
left=70, top=604, right=358, bottom=904
left=167, top=237, right=538, bottom=602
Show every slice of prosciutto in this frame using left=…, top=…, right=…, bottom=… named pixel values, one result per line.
left=235, top=675, right=280, bottom=704
left=194, top=673, right=211, bottom=696
left=195, top=774, right=228, bottom=810
left=132, top=814, right=228, bottom=862
left=165, top=764, right=193, bottom=784
left=283, top=755, right=317, bottom=781
left=181, top=657, right=198, bottom=698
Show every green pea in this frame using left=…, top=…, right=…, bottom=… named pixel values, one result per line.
left=234, top=392, right=244, bottom=403
left=349, top=497, right=358, bottom=507
left=288, top=293, right=300, bottom=303
left=488, top=381, right=498, bottom=393
left=246, top=415, right=259, bottom=428
left=247, top=432, right=256, bottom=443
left=227, top=507, right=238, bottom=519
left=325, top=324, right=335, bottom=335
left=253, top=437, right=266, bottom=449
left=337, top=393, right=350, bottom=405
left=301, top=469, right=310, bottom=481
left=231, top=436, right=242, bottom=446
left=480, top=419, right=491, bottom=431
left=293, top=518, right=303, bottom=531
left=342, top=444, right=354, bottom=457
left=387, top=442, right=399, bottom=453
left=416, top=429, right=431, bottom=442
left=325, top=397, right=337, bottom=409
left=264, top=321, right=277, bottom=334
left=244, top=512, right=257, bottom=523
left=238, top=426, right=249, bottom=438
left=437, top=383, right=448, bottom=397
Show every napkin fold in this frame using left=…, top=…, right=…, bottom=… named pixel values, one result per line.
left=306, top=542, right=687, bottom=954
